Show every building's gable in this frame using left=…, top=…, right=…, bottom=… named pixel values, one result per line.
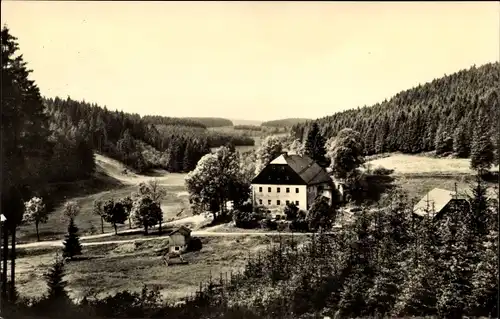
left=252, top=163, right=307, bottom=185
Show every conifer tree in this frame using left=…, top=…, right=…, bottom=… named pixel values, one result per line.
left=44, top=257, right=68, bottom=299
left=62, top=218, right=82, bottom=260
left=453, top=120, right=470, bottom=158
left=304, top=122, right=328, bottom=166
left=470, top=117, right=494, bottom=172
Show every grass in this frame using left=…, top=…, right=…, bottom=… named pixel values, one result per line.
left=17, top=183, right=191, bottom=244
left=12, top=235, right=310, bottom=302
left=367, top=153, right=499, bottom=176
left=365, top=153, right=499, bottom=202
left=17, top=153, right=192, bottom=244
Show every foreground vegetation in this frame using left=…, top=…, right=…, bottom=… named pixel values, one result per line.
left=2, top=176, right=497, bottom=318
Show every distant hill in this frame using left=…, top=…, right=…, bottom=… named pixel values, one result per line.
left=292, top=62, right=500, bottom=156
left=182, top=117, right=233, bottom=127
left=231, top=119, right=263, bottom=126
left=261, top=118, right=312, bottom=128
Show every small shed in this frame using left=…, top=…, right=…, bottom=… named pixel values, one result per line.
left=413, top=188, right=469, bottom=220
left=167, top=226, right=192, bottom=254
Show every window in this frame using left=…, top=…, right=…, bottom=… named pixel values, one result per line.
left=295, top=201, right=299, bottom=205
left=259, top=199, right=262, bottom=205
left=277, top=200, right=281, bottom=205
left=259, top=187, right=262, bottom=192
left=286, top=187, right=290, bottom=193
left=277, top=187, right=281, bottom=193
left=175, top=247, right=180, bottom=251
left=268, top=200, right=272, bottom=205
left=268, top=187, right=272, bottom=192
left=295, top=188, right=299, bottom=193
left=286, top=200, right=289, bottom=205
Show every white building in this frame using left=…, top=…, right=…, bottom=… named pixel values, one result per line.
left=251, top=152, right=334, bottom=212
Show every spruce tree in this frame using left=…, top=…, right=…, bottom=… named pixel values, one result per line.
left=453, top=121, right=470, bottom=158
left=44, top=257, right=68, bottom=299
left=62, top=218, right=82, bottom=259
left=470, top=118, right=494, bottom=172
left=304, top=122, right=328, bottom=166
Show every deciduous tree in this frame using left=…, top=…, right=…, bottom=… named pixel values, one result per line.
left=23, top=197, right=48, bottom=241
left=326, top=128, right=365, bottom=179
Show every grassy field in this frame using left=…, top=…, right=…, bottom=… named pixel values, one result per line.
left=367, top=153, right=499, bottom=201
left=12, top=235, right=309, bottom=302
left=17, top=155, right=192, bottom=244
left=367, top=153, right=499, bottom=176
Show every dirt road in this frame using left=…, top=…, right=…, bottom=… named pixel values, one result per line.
left=15, top=230, right=317, bottom=249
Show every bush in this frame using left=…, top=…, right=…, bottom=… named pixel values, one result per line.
left=187, top=237, right=203, bottom=252
left=290, top=219, right=309, bottom=232
left=284, top=203, right=299, bottom=220
left=260, top=218, right=278, bottom=230
left=372, top=166, right=394, bottom=176
left=233, top=210, right=263, bottom=229
left=277, top=221, right=289, bottom=232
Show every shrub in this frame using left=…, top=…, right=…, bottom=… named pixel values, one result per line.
left=233, top=210, right=263, bottom=229
left=372, top=166, right=394, bottom=176
left=277, top=220, right=289, bottom=232
left=260, top=218, right=278, bottom=230
left=284, top=203, right=299, bottom=220
left=290, top=219, right=309, bottom=232
left=187, top=237, right=203, bottom=252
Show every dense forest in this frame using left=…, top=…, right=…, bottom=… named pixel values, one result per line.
left=261, top=118, right=311, bottom=128
left=181, top=117, right=233, bottom=127
left=44, top=97, right=254, bottom=175
left=291, top=63, right=500, bottom=157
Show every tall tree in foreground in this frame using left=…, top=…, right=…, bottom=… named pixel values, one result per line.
left=304, top=122, right=328, bottom=167
left=23, top=197, right=49, bottom=241
left=326, top=128, right=365, bottom=179
left=1, top=25, right=53, bottom=299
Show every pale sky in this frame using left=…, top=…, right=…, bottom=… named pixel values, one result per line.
left=2, top=1, right=499, bottom=121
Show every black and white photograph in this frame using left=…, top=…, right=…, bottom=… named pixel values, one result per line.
left=0, top=1, right=499, bottom=318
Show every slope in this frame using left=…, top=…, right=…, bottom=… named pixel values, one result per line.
left=291, top=62, right=500, bottom=156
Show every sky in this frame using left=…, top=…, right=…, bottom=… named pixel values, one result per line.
left=1, top=2, right=499, bottom=122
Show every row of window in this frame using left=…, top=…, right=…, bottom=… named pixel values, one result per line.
left=258, top=186, right=299, bottom=193
left=259, top=199, right=299, bottom=206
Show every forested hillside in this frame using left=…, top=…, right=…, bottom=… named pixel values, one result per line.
left=261, top=118, right=311, bottom=128
left=181, top=117, right=233, bottom=127
left=291, top=63, right=500, bottom=156
left=44, top=98, right=254, bottom=174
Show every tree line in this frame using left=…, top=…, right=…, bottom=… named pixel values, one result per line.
left=45, top=97, right=253, bottom=174
left=291, top=63, right=500, bottom=159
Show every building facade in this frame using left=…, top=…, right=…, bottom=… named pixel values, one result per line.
left=251, top=153, right=334, bottom=212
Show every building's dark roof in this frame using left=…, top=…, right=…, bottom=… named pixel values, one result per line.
left=168, top=225, right=191, bottom=237
left=251, top=153, right=331, bottom=185
left=413, top=188, right=467, bottom=218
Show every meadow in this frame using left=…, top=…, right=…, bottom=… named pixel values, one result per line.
left=17, top=154, right=192, bottom=244
left=12, top=235, right=309, bottom=302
